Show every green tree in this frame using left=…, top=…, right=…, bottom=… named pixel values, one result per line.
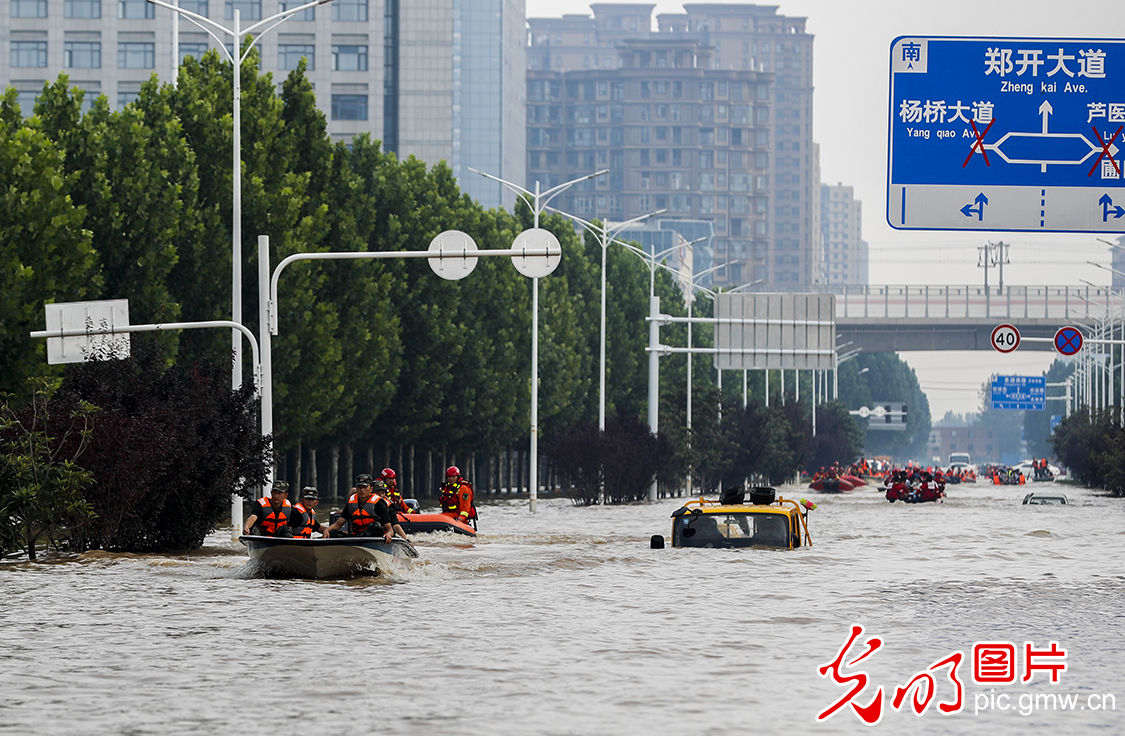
left=0, top=378, right=97, bottom=560
left=36, top=79, right=196, bottom=326
left=62, top=339, right=272, bottom=551
left=840, top=353, right=931, bottom=461
left=1024, top=360, right=1073, bottom=459
left=809, top=401, right=864, bottom=470
left=0, top=96, right=101, bottom=394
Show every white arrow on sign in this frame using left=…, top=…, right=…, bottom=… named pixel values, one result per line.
left=427, top=230, right=479, bottom=281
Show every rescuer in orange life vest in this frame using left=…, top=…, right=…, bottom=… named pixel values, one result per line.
left=243, top=480, right=299, bottom=537
left=292, top=486, right=324, bottom=539
left=381, top=467, right=410, bottom=515
left=324, top=474, right=393, bottom=541
left=439, top=466, right=477, bottom=528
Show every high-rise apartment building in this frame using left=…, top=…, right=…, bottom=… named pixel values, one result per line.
left=820, top=183, right=868, bottom=286
left=0, top=0, right=525, bottom=208
left=527, top=3, right=817, bottom=288
left=527, top=35, right=770, bottom=284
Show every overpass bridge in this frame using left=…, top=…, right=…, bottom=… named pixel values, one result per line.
left=827, top=285, right=1125, bottom=352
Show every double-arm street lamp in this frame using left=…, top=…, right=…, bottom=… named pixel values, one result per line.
left=146, top=0, right=334, bottom=391
left=467, top=168, right=608, bottom=511
left=552, top=209, right=667, bottom=431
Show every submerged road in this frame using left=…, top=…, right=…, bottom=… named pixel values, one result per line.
left=1, top=481, right=1122, bottom=735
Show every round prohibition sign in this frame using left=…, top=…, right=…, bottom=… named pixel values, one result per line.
left=1054, top=326, right=1083, bottom=356
left=991, top=324, right=1020, bottom=353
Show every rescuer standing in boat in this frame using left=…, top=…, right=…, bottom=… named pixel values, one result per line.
left=243, top=481, right=299, bottom=537
left=292, top=487, right=324, bottom=538
left=323, top=474, right=395, bottom=542
left=439, top=466, right=477, bottom=529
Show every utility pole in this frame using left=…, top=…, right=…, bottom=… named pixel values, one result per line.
left=978, top=242, right=992, bottom=315
left=991, top=241, right=1010, bottom=293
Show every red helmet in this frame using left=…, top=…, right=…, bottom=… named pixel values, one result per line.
left=381, top=467, right=396, bottom=480
left=446, top=466, right=460, bottom=478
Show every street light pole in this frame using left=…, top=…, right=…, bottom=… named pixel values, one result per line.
left=468, top=168, right=608, bottom=511
left=552, top=209, right=667, bottom=431
left=147, top=0, right=333, bottom=391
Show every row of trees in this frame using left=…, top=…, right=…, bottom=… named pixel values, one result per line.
left=1051, top=408, right=1125, bottom=495
left=1, top=52, right=713, bottom=494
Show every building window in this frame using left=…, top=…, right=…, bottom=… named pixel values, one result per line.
left=280, top=0, right=314, bottom=20
left=332, top=94, right=367, bottom=120
left=117, top=91, right=139, bottom=108
left=179, top=43, right=208, bottom=62
left=65, top=41, right=101, bottom=68
left=332, top=0, right=366, bottom=22
left=225, top=0, right=260, bottom=20
left=11, top=41, right=48, bottom=67
left=118, top=42, right=155, bottom=69
left=11, top=0, right=48, bottom=17
left=332, top=45, right=367, bottom=71
left=119, top=0, right=153, bottom=18
left=279, top=44, right=314, bottom=70
left=65, top=0, right=101, bottom=18
left=180, top=0, right=208, bottom=13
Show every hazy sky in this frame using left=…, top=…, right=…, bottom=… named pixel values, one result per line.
left=528, top=0, right=1123, bottom=417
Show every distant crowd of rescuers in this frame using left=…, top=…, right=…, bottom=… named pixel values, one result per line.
left=242, top=466, right=477, bottom=541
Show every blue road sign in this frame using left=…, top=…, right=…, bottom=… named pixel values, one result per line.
left=1050, top=414, right=1063, bottom=432
left=991, top=374, right=1046, bottom=411
left=888, top=37, right=1125, bottom=233
left=1054, top=325, right=1084, bottom=355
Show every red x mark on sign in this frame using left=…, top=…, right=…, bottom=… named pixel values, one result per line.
left=963, top=119, right=995, bottom=167
left=1089, top=125, right=1123, bottom=177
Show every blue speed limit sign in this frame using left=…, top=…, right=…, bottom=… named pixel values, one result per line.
left=991, top=324, right=1020, bottom=353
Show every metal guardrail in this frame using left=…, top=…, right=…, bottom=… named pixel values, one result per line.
left=815, top=285, right=1125, bottom=322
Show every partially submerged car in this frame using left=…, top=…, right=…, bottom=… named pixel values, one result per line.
left=1022, top=492, right=1069, bottom=505
left=651, top=487, right=815, bottom=550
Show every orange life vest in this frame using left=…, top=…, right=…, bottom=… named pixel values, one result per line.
left=292, top=502, right=316, bottom=538
left=345, top=492, right=384, bottom=536
left=440, top=479, right=476, bottom=520
left=255, top=497, right=295, bottom=536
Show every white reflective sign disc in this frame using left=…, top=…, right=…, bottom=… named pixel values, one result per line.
left=510, top=228, right=562, bottom=278
left=428, top=230, right=478, bottom=281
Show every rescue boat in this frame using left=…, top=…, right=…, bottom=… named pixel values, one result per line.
left=396, top=512, right=476, bottom=537
left=239, top=535, right=418, bottom=579
left=650, top=487, right=815, bottom=550
left=808, top=477, right=856, bottom=492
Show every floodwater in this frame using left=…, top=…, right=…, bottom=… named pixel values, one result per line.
left=1, top=481, right=1123, bottom=735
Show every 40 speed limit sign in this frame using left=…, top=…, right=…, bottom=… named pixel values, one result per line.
left=991, top=324, right=1020, bottom=353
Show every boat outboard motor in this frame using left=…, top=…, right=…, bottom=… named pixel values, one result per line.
left=650, top=534, right=665, bottom=549
left=720, top=488, right=746, bottom=505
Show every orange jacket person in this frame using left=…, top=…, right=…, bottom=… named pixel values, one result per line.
left=439, top=466, right=477, bottom=527
left=243, top=481, right=298, bottom=537
left=381, top=467, right=410, bottom=514
left=323, top=474, right=394, bottom=542
left=292, top=486, right=324, bottom=538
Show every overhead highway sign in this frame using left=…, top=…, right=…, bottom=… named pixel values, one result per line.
left=888, top=36, right=1125, bottom=233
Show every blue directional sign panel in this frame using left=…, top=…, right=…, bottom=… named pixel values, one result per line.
left=991, top=374, right=1046, bottom=411
left=1050, top=414, right=1063, bottom=432
left=888, top=37, right=1125, bottom=233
